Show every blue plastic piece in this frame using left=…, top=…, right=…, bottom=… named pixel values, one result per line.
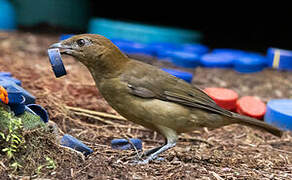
left=182, top=43, right=209, bottom=55
left=25, top=104, right=49, bottom=123
left=234, top=54, right=267, bottom=73
left=200, top=53, right=234, bottom=68
left=267, top=48, right=292, bottom=70
left=0, top=76, right=21, bottom=86
left=111, top=39, right=155, bottom=56
left=162, top=68, right=193, bottom=83
left=111, top=138, right=142, bottom=150
left=60, top=134, right=93, bottom=156
left=0, top=72, right=12, bottom=77
left=6, top=90, right=25, bottom=116
left=60, top=34, right=74, bottom=41
left=0, top=0, right=16, bottom=30
left=264, top=99, right=292, bottom=131
left=159, top=50, right=201, bottom=68
left=48, top=48, right=67, bottom=78
left=212, top=48, right=246, bottom=56
left=0, top=79, right=35, bottom=105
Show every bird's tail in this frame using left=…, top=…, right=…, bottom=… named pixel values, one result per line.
left=231, top=112, right=283, bottom=137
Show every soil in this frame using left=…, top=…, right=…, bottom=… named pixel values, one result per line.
left=0, top=32, right=292, bottom=179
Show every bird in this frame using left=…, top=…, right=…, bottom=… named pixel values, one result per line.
left=49, top=34, right=283, bottom=164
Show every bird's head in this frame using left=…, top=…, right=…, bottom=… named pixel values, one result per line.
left=49, top=34, right=128, bottom=77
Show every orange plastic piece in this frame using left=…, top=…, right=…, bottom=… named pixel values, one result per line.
left=0, top=86, right=9, bottom=104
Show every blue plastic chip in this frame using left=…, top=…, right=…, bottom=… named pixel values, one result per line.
left=234, top=54, right=267, bottom=73
left=162, top=68, right=193, bottom=83
left=264, top=99, right=292, bottom=131
left=48, top=48, right=67, bottom=78
left=200, top=53, right=234, bottom=68
left=111, top=138, right=142, bottom=150
left=60, top=134, right=93, bottom=156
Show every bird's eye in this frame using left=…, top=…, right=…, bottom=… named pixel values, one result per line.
left=76, top=39, right=86, bottom=47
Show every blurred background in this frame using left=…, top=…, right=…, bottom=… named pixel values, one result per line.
left=1, top=0, right=291, bottom=52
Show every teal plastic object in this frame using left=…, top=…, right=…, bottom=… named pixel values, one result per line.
left=88, top=18, right=202, bottom=44
left=0, top=0, right=16, bottom=30
left=13, top=0, right=90, bottom=30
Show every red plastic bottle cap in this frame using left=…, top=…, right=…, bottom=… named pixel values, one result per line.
left=236, top=96, right=266, bottom=119
left=204, top=87, right=238, bottom=111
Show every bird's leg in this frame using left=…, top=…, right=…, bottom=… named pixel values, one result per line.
left=136, top=126, right=178, bottom=164
left=138, top=139, right=176, bottom=164
left=142, top=145, right=164, bottom=157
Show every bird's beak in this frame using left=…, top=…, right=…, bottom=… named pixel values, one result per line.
left=49, top=42, right=73, bottom=55
left=49, top=42, right=64, bottom=49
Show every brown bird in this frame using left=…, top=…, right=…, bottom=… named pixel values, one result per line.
left=50, top=34, right=283, bottom=164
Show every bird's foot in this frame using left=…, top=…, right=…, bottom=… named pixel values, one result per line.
left=129, top=154, right=165, bottom=165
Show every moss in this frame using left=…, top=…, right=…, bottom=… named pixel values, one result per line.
left=0, top=104, right=45, bottom=131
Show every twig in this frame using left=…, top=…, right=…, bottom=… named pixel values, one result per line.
left=73, top=111, right=116, bottom=125
left=66, top=106, right=126, bottom=121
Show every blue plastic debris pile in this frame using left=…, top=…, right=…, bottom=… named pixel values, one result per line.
left=0, top=72, right=93, bottom=156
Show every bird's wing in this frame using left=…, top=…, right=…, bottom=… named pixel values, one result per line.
left=120, top=61, right=232, bottom=117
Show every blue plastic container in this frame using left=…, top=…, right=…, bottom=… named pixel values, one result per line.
left=200, top=53, right=234, bottom=68
left=111, top=138, right=142, bottom=150
left=0, top=0, right=16, bottom=30
left=267, top=48, right=292, bottom=70
left=60, top=134, right=93, bottom=156
left=48, top=48, right=67, bottom=78
left=88, top=18, right=202, bottom=44
left=264, top=99, right=292, bottom=131
left=25, top=104, right=49, bottom=123
left=0, top=79, right=35, bottom=105
left=0, top=76, right=21, bottom=86
left=6, top=89, right=25, bottom=116
left=234, top=54, right=268, bottom=73
left=162, top=68, right=193, bottom=83
left=0, top=72, right=12, bottom=77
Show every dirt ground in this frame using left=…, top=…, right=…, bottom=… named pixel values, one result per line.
left=0, top=32, right=292, bottom=179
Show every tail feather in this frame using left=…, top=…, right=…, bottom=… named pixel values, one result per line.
left=231, top=113, right=283, bottom=137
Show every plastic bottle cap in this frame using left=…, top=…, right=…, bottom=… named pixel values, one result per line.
left=204, top=87, right=238, bottom=110
left=111, top=138, right=142, bottom=150
left=264, top=99, right=292, bottom=130
left=234, top=54, right=267, bottom=73
left=182, top=43, right=209, bottom=55
left=267, top=48, right=292, bottom=70
left=200, top=53, right=234, bottom=68
left=60, top=134, right=93, bottom=156
left=48, top=48, right=67, bottom=78
left=236, top=96, right=266, bottom=119
left=111, top=39, right=154, bottom=56
left=162, top=68, right=193, bottom=83
left=159, top=50, right=201, bottom=68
